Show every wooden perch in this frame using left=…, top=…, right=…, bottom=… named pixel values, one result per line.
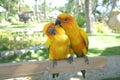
left=0, top=56, right=107, bottom=79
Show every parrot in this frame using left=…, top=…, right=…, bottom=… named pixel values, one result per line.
left=43, top=22, right=73, bottom=78
left=55, top=13, right=89, bottom=78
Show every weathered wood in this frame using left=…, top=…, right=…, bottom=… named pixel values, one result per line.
left=0, top=60, right=51, bottom=79
left=0, top=56, right=106, bottom=79
left=49, top=56, right=107, bottom=74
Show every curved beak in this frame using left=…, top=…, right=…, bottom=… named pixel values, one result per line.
left=48, top=28, right=57, bottom=35
left=55, top=19, right=62, bottom=27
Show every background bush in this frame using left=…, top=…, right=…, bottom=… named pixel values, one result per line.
left=93, top=22, right=111, bottom=33
left=76, top=13, right=86, bottom=28
left=0, top=31, right=46, bottom=51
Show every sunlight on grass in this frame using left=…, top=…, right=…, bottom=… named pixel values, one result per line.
left=88, top=52, right=102, bottom=57
left=0, top=49, right=48, bottom=63
left=0, top=33, right=120, bottom=63
left=0, top=22, right=47, bottom=31
left=102, top=77, right=120, bottom=80
left=88, top=33, right=120, bottom=56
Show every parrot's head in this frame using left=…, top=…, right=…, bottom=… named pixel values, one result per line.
left=43, top=23, right=57, bottom=36
left=55, top=13, right=77, bottom=30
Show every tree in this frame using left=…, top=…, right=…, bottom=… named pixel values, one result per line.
left=0, top=0, right=4, bottom=6
left=35, top=0, right=39, bottom=21
left=66, top=0, right=74, bottom=14
left=4, top=0, right=19, bottom=16
left=95, top=0, right=118, bottom=22
left=108, top=0, right=118, bottom=22
left=66, top=0, right=86, bottom=27
left=18, top=0, right=24, bottom=13
left=85, top=0, right=94, bottom=33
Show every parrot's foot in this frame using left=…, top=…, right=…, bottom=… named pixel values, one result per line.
left=67, top=55, right=74, bottom=64
left=52, top=60, right=59, bottom=78
left=81, top=70, right=86, bottom=78
left=84, top=55, right=89, bottom=64
left=52, top=60, right=57, bottom=68
left=52, top=73, right=59, bottom=78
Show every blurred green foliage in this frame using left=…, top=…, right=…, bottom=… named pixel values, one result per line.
left=0, top=48, right=48, bottom=63
left=102, top=77, right=120, bottom=80
left=0, top=33, right=120, bottom=63
left=76, top=13, right=86, bottom=28
left=0, top=31, right=46, bottom=51
left=93, top=22, right=111, bottom=33
left=88, top=33, right=120, bottom=56
left=0, top=13, right=5, bottom=20
left=0, top=0, right=4, bottom=6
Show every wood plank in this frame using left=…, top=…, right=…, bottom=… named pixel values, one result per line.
left=0, top=56, right=107, bottom=79
left=49, top=56, right=107, bottom=74
left=0, top=60, right=51, bottom=79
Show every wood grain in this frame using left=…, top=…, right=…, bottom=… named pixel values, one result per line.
left=0, top=56, right=107, bottom=79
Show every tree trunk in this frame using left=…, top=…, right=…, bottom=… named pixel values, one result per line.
left=108, top=0, right=118, bottom=23
left=75, top=0, right=80, bottom=17
left=85, top=0, right=93, bottom=33
left=35, top=0, right=39, bottom=21
left=18, top=0, right=23, bottom=13
left=4, top=0, right=7, bottom=20
left=8, top=0, right=10, bottom=13
left=43, top=0, right=46, bottom=19
left=66, top=0, right=74, bottom=14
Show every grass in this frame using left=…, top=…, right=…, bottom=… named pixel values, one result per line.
left=0, top=48, right=48, bottom=63
left=0, top=24, right=31, bottom=31
left=0, top=24, right=120, bottom=79
left=0, top=22, right=47, bottom=31
left=88, top=33, right=120, bottom=56
left=0, top=23, right=120, bottom=63
left=0, top=31, right=46, bottom=51
left=0, top=33, right=120, bottom=63
left=102, top=77, right=120, bottom=80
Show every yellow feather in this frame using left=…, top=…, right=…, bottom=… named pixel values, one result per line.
left=57, top=13, right=89, bottom=56
left=43, top=23, right=73, bottom=60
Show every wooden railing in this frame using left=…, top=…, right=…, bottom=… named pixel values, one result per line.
left=0, top=56, right=106, bottom=80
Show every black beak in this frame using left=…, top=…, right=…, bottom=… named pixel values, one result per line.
left=48, top=28, right=57, bottom=35
left=55, top=19, right=62, bottom=27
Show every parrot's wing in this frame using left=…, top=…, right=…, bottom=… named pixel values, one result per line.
left=68, top=37, right=74, bottom=55
left=46, top=38, right=51, bottom=51
left=79, top=28, right=89, bottom=50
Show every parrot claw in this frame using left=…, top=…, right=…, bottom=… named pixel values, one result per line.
left=52, top=60, right=57, bottom=68
left=67, top=55, right=74, bottom=64
left=80, top=55, right=88, bottom=78
left=81, top=70, right=86, bottom=78
left=52, top=73, right=59, bottom=78
left=84, top=55, right=89, bottom=64
left=52, top=60, right=59, bottom=78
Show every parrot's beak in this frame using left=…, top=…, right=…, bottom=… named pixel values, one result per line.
left=48, top=28, right=57, bottom=35
left=55, top=19, right=62, bottom=27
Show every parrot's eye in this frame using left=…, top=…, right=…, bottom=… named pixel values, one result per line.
left=64, top=18, right=68, bottom=22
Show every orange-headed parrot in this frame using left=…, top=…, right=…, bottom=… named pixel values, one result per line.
left=55, top=13, right=89, bottom=78
left=43, top=22, right=73, bottom=78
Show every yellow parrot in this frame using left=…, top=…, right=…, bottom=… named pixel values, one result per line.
left=43, top=22, right=73, bottom=78
left=55, top=13, right=89, bottom=78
